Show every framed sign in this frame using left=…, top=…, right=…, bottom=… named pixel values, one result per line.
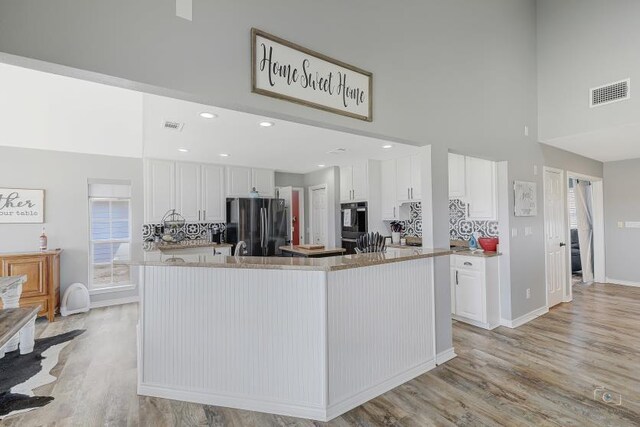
left=0, top=188, right=45, bottom=223
left=252, top=28, right=373, bottom=121
left=514, top=181, right=537, bottom=217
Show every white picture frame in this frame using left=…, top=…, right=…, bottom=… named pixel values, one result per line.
left=514, top=181, right=537, bottom=217
left=0, top=188, right=45, bottom=223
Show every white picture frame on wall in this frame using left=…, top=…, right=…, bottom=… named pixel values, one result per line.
left=0, top=188, right=45, bottom=223
left=514, top=181, right=537, bottom=217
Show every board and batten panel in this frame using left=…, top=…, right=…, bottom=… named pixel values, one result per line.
left=326, top=259, right=435, bottom=412
left=140, top=266, right=327, bottom=411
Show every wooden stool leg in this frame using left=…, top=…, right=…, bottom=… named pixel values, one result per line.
left=19, top=316, right=36, bottom=354
left=5, top=333, right=19, bottom=353
left=1, top=283, right=23, bottom=309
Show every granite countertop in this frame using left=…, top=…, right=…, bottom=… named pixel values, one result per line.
left=450, top=248, right=501, bottom=258
left=117, top=245, right=453, bottom=272
left=279, top=246, right=347, bottom=256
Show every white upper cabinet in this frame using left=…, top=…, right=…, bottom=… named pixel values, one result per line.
left=144, top=159, right=175, bottom=223
left=396, top=155, right=421, bottom=202
left=380, top=159, right=398, bottom=220
left=251, top=168, right=276, bottom=198
left=175, top=162, right=202, bottom=222
left=201, top=164, right=225, bottom=223
left=448, top=153, right=466, bottom=199
left=226, top=166, right=252, bottom=198
left=465, top=156, right=496, bottom=220
left=339, top=166, right=353, bottom=202
left=410, top=155, right=422, bottom=200
left=226, top=166, right=275, bottom=198
left=351, top=160, right=368, bottom=201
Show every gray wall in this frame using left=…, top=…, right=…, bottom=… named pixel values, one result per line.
left=541, top=144, right=603, bottom=178
left=537, top=0, right=640, bottom=141
left=0, top=0, right=606, bottom=349
left=0, top=146, right=143, bottom=303
left=603, top=159, right=640, bottom=282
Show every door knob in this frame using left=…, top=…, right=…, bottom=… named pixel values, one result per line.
left=559, top=242, right=566, bottom=247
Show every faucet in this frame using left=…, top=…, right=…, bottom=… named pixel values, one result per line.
left=234, top=241, right=248, bottom=256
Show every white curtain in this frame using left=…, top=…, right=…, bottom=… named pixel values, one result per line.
left=575, top=180, right=594, bottom=283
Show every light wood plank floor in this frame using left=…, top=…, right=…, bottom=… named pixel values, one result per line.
left=4, top=283, right=640, bottom=426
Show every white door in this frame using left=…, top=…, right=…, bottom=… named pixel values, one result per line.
left=311, top=187, right=327, bottom=246
left=351, top=160, right=368, bottom=201
left=380, top=159, right=397, bottom=220
left=339, top=166, right=353, bottom=202
left=448, top=153, right=466, bottom=199
left=277, top=186, right=294, bottom=244
left=252, top=168, right=275, bottom=197
left=396, top=156, right=411, bottom=202
left=226, top=166, right=252, bottom=197
left=454, top=269, right=484, bottom=322
left=465, top=156, right=496, bottom=220
left=175, top=162, right=201, bottom=222
left=544, top=168, right=566, bottom=308
left=201, top=164, right=225, bottom=222
left=144, top=159, right=175, bottom=223
left=410, top=154, right=421, bottom=200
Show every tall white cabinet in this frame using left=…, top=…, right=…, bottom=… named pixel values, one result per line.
left=380, top=159, right=398, bottom=220
left=396, top=155, right=421, bottom=203
left=340, top=160, right=368, bottom=202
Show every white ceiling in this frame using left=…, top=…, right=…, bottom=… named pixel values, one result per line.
left=541, top=122, right=640, bottom=162
left=0, top=62, right=143, bottom=158
left=142, top=94, right=419, bottom=174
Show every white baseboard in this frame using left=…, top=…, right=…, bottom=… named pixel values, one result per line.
left=605, top=278, right=640, bottom=288
left=140, top=359, right=437, bottom=422
left=435, top=348, right=457, bottom=365
left=500, top=306, right=548, bottom=328
left=452, top=315, right=499, bottom=331
left=90, top=295, right=139, bottom=309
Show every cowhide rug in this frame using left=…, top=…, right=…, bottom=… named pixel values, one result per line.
left=0, top=329, right=84, bottom=420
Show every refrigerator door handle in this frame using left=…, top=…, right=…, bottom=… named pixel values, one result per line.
left=260, top=208, right=265, bottom=249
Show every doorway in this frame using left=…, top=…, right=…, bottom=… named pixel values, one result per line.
left=543, top=167, right=566, bottom=308
left=309, top=184, right=328, bottom=246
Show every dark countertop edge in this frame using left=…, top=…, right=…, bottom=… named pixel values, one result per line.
left=450, top=249, right=502, bottom=258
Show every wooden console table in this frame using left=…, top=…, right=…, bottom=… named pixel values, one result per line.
left=0, top=250, right=62, bottom=322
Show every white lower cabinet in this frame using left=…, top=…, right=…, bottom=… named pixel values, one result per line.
left=450, top=254, right=500, bottom=329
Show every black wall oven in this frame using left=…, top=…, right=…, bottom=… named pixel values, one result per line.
left=341, top=202, right=367, bottom=254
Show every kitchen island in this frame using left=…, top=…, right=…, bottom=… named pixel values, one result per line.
left=119, top=245, right=451, bottom=421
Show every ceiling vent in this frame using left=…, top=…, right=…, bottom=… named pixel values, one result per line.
left=163, top=120, right=184, bottom=131
left=590, top=78, right=630, bottom=107
left=327, top=148, right=347, bottom=155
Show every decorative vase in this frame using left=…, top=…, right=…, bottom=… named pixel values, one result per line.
left=391, top=232, right=401, bottom=244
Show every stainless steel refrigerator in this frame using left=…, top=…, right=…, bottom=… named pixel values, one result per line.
left=226, top=198, right=288, bottom=256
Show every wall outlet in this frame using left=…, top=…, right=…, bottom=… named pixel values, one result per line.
left=533, top=164, right=538, bottom=175
left=524, top=125, right=529, bottom=137
left=511, top=228, right=518, bottom=237
left=618, top=221, right=625, bottom=228
left=526, top=288, right=531, bottom=299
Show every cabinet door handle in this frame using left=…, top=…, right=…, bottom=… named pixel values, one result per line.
left=393, top=206, right=396, bottom=218
left=464, top=262, right=472, bottom=266
left=203, top=210, right=206, bottom=221
left=407, top=188, right=410, bottom=200
left=411, top=187, right=414, bottom=199
left=456, top=270, right=459, bottom=285
left=198, top=210, right=201, bottom=221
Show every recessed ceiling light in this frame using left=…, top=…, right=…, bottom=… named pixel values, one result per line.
left=382, top=144, right=393, bottom=149
left=318, top=164, right=326, bottom=168
left=219, top=153, right=230, bottom=157
left=259, top=121, right=275, bottom=127
left=200, top=112, right=217, bottom=119
left=178, top=148, right=189, bottom=153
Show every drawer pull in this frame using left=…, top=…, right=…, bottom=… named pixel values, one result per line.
left=464, top=262, right=473, bottom=266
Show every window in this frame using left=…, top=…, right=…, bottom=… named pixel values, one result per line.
left=89, top=183, right=132, bottom=289
left=568, top=180, right=578, bottom=229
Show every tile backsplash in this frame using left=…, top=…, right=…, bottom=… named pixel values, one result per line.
left=449, top=199, right=498, bottom=241
left=143, top=222, right=226, bottom=241
left=393, top=202, right=422, bottom=237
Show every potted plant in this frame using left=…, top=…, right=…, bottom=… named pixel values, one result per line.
left=390, top=221, right=404, bottom=244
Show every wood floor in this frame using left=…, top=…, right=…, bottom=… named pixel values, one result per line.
left=4, top=282, right=640, bottom=426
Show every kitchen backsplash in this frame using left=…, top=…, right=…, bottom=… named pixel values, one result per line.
left=394, top=202, right=423, bottom=237
left=449, top=199, right=499, bottom=241
left=143, top=222, right=226, bottom=241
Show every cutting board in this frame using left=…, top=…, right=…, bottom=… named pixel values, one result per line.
left=298, top=244, right=325, bottom=250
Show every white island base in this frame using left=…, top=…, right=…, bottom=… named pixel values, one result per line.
left=135, top=253, right=440, bottom=421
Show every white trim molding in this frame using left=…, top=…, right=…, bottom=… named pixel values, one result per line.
left=500, top=306, right=548, bottom=329
left=605, top=278, right=640, bottom=288
left=90, top=295, right=139, bottom=309
left=435, top=348, right=457, bottom=365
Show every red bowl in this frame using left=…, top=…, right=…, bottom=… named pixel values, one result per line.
left=478, top=237, right=499, bottom=252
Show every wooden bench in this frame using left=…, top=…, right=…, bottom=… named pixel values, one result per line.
left=0, top=305, right=40, bottom=357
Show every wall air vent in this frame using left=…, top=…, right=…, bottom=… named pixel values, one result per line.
left=590, top=78, right=630, bottom=107
left=327, top=148, right=347, bottom=154
left=163, top=120, right=184, bottom=131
